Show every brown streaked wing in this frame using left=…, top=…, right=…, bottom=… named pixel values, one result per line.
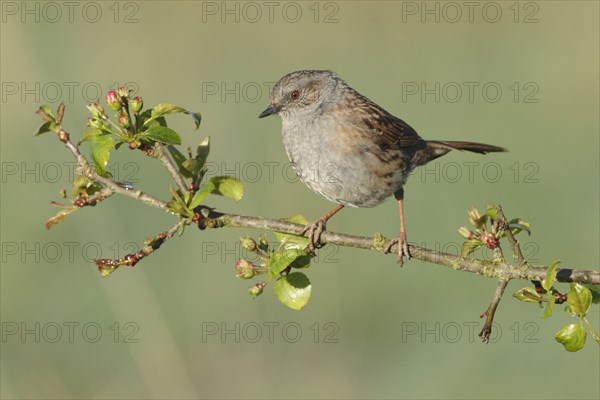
left=337, top=91, right=425, bottom=150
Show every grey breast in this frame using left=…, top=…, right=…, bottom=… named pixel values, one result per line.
left=280, top=114, right=401, bottom=208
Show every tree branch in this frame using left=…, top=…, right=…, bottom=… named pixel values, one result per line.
left=95, top=218, right=188, bottom=276
left=496, top=205, right=526, bottom=267
left=197, top=207, right=600, bottom=285
left=59, top=129, right=168, bottom=210
left=479, top=278, right=510, bottom=343
left=154, top=143, right=188, bottom=195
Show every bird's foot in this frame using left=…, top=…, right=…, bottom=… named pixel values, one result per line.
left=300, top=219, right=327, bottom=252
left=384, top=232, right=411, bottom=266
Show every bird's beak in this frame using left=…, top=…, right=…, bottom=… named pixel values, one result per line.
left=258, top=104, right=280, bottom=118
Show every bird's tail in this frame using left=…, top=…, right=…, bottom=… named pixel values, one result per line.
left=414, top=140, right=507, bottom=166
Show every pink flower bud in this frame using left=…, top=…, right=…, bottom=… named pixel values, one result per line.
left=235, top=259, right=257, bottom=279
left=105, top=90, right=122, bottom=111
left=249, top=282, right=266, bottom=298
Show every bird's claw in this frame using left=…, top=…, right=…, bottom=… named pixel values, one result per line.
left=300, top=219, right=327, bottom=252
left=384, top=232, right=411, bottom=266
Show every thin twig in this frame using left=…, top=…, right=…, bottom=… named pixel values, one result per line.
left=73, top=187, right=114, bottom=207
left=496, top=205, right=526, bottom=267
left=495, top=205, right=561, bottom=299
left=479, top=278, right=510, bottom=343
left=490, top=207, right=505, bottom=260
left=155, top=143, right=188, bottom=195
left=61, top=131, right=168, bottom=210
left=95, top=218, right=188, bottom=275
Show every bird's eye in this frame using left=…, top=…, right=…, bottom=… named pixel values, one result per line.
left=290, top=90, right=300, bottom=100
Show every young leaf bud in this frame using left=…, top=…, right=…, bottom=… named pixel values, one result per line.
left=240, top=236, right=257, bottom=252
left=117, top=86, right=129, bottom=98
left=129, top=96, right=143, bottom=113
left=118, top=114, right=130, bottom=129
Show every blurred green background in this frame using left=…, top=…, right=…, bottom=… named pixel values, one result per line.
left=1, top=1, right=599, bottom=398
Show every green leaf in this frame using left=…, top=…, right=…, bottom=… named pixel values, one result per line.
left=166, top=145, right=193, bottom=177
left=274, top=215, right=310, bottom=248
left=147, top=103, right=187, bottom=123
left=273, top=272, right=312, bottom=310
left=166, top=201, right=184, bottom=216
left=461, top=239, right=482, bottom=257
left=567, top=283, right=593, bottom=317
left=555, top=324, right=587, bottom=352
left=508, top=218, right=531, bottom=236
left=36, top=105, right=55, bottom=122
left=87, top=127, right=124, bottom=145
left=191, top=112, right=202, bottom=130
left=35, top=121, right=56, bottom=136
left=542, top=261, right=559, bottom=291
left=289, top=255, right=311, bottom=269
left=183, top=190, right=194, bottom=206
left=143, top=126, right=181, bottom=145
left=45, top=208, right=78, bottom=229
left=72, top=175, right=89, bottom=196
left=177, top=221, right=186, bottom=236
left=269, top=248, right=305, bottom=277
left=485, top=207, right=498, bottom=220
left=170, top=147, right=200, bottom=179
left=188, top=181, right=215, bottom=210
left=181, top=159, right=200, bottom=178
left=137, top=109, right=167, bottom=130
left=181, top=137, right=212, bottom=184
left=208, top=176, right=244, bottom=202
left=72, top=175, right=101, bottom=197
left=90, top=134, right=115, bottom=177
left=39, top=104, right=54, bottom=116
left=583, top=284, right=600, bottom=304
left=143, top=103, right=201, bottom=129
left=195, top=136, right=210, bottom=169
left=513, top=287, right=544, bottom=303
left=541, top=297, right=555, bottom=319
left=79, top=128, right=102, bottom=143
left=167, top=186, right=192, bottom=217
left=189, top=174, right=243, bottom=210
left=167, top=145, right=186, bottom=166
left=181, top=137, right=210, bottom=182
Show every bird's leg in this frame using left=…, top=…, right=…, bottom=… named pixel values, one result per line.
left=300, top=204, right=345, bottom=252
left=384, top=188, right=411, bottom=265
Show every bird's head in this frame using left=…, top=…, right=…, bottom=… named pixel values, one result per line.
left=259, top=70, right=341, bottom=120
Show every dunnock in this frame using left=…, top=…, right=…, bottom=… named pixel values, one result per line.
left=259, top=70, right=506, bottom=265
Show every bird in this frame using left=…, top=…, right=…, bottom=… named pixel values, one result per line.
left=259, top=70, right=506, bottom=265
